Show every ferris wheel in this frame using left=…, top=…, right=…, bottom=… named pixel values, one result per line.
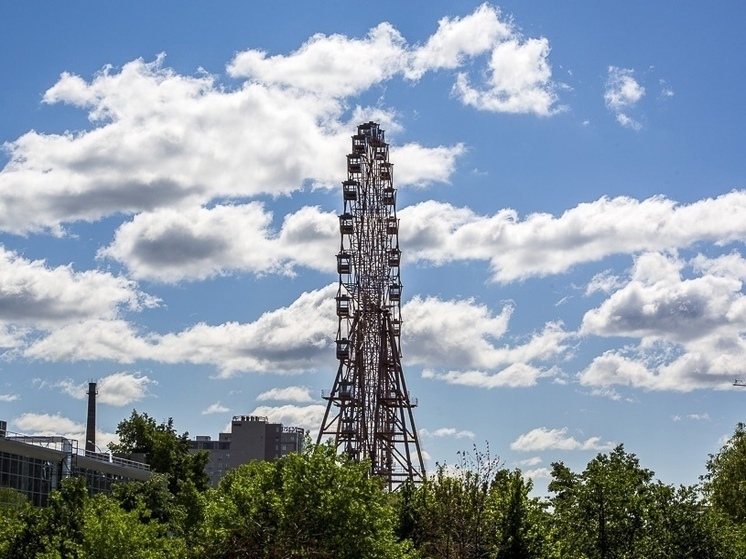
left=318, top=121, right=425, bottom=489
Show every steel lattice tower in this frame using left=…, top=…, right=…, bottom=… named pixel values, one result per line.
left=317, top=121, right=425, bottom=489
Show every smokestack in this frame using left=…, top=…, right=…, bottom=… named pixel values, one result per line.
left=86, top=381, right=97, bottom=453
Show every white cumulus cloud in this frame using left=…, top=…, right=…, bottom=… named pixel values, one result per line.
left=604, top=66, right=645, bottom=129
left=257, top=386, right=314, bottom=403
left=0, top=5, right=562, bottom=236
left=510, top=427, right=614, bottom=452
left=579, top=252, right=746, bottom=392
left=24, top=285, right=338, bottom=376
left=202, top=402, right=230, bottom=415
left=12, top=412, right=118, bottom=448
left=0, top=245, right=158, bottom=327
left=400, top=192, right=746, bottom=282
left=420, top=427, right=476, bottom=439
left=249, top=404, right=324, bottom=432
left=56, top=371, right=156, bottom=406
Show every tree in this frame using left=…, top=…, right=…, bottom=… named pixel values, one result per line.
left=0, top=488, right=30, bottom=557
left=548, top=445, right=654, bottom=559
left=409, top=447, right=499, bottom=559
left=640, top=482, right=732, bottom=559
left=112, top=474, right=207, bottom=552
left=82, top=492, right=187, bottom=559
left=549, top=444, right=734, bottom=559
left=4, top=477, right=88, bottom=558
left=201, top=442, right=417, bottom=559
left=109, top=410, right=209, bottom=494
left=702, top=422, right=746, bottom=524
left=396, top=446, right=550, bottom=559
left=2, top=477, right=190, bottom=559
left=489, top=469, right=550, bottom=559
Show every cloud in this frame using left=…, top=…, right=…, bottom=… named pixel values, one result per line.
left=510, top=427, right=614, bottom=452
left=402, top=294, right=570, bottom=388
left=672, top=413, right=710, bottom=422
left=0, top=393, right=19, bottom=402
left=588, top=386, right=626, bottom=401
left=20, top=281, right=566, bottom=380
left=99, top=204, right=340, bottom=282
left=256, top=386, right=314, bottom=403
left=423, top=363, right=559, bottom=389
left=249, top=404, right=324, bottom=432
left=420, top=427, right=475, bottom=439
left=523, top=467, right=551, bottom=480
left=12, top=412, right=118, bottom=448
left=608, top=343, right=746, bottom=393
left=24, top=285, right=338, bottom=376
left=400, top=192, right=746, bottom=282
left=604, top=66, right=645, bottom=129
left=402, top=295, right=513, bottom=368
left=515, top=456, right=542, bottom=467
left=406, top=3, right=513, bottom=79
left=406, top=1, right=559, bottom=114
left=691, top=251, right=746, bottom=280
left=0, top=245, right=158, bottom=327
left=202, top=402, right=230, bottom=415
left=453, top=37, right=560, bottom=115
left=229, top=3, right=558, bottom=116
left=579, top=252, right=746, bottom=391
left=101, top=204, right=285, bottom=282
left=0, top=61, right=458, bottom=235
left=581, top=252, right=740, bottom=343
left=228, top=23, right=407, bottom=97
left=14, top=412, right=84, bottom=436
left=585, top=270, right=625, bottom=296
left=24, top=319, right=154, bottom=364
left=153, top=285, right=336, bottom=376
left=390, top=143, right=465, bottom=188
left=417, top=317, right=570, bottom=389
left=659, top=79, right=675, bottom=99
left=56, top=371, right=156, bottom=406
left=0, top=325, right=29, bottom=350
left=0, top=4, right=563, bottom=236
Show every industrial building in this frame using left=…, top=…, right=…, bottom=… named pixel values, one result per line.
left=0, top=382, right=151, bottom=507
left=2, top=384, right=305, bottom=503
left=190, top=415, right=305, bottom=487
left=0, top=418, right=150, bottom=507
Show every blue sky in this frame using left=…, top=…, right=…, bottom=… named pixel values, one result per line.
left=2, top=1, right=746, bottom=493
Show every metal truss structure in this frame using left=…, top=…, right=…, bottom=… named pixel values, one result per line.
left=317, top=121, right=425, bottom=490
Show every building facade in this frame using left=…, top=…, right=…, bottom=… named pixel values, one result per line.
left=0, top=420, right=150, bottom=507
left=190, top=415, right=305, bottom=487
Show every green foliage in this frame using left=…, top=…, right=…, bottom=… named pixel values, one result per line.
left=5, top=477, right=88, bottom=558
left=113, top=474, right=181, bottom=526
left=5, top=422, right=746, bottom=558
left=201, top=442, right=416, bottom=559
left=548, top=444, right=734, bottom=559
left=703, top=422, right=746, bottom=523
left=0, top=486, right=28, bottom=509
left=82, top=493, right=187, bottom=559
left=2, top=477, right=189, bottom=559
left=396, top=445, right=550, bottom=559
left=549, top=445, right=653, bottom=558
left=109, top=409, right=209, bottom=494
left=642, top=483, right=732, bottom=559
left=488, top=468, right=550, bottom=559
left=410, top=448, right=498, bottom=558
left=0, top=488, right=30, bottom=557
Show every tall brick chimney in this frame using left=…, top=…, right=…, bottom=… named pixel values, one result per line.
left=86, top=381, right=97, bottom=453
